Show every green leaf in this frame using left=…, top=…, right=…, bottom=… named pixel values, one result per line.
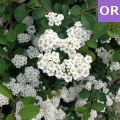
left=41, top=0, right=52, bottom=10
left=18, top=104, right=39, bottom=119
left=81, top=13, right=96, bottom=30
left=0, top=35, right=8, bottom=45
left=79, top=89, right=91, bottom=99
left=0, top=58, right=5, bottom=74
left=41, top=19, right=48, bottom=26
left=96, top=92, right=106, bottom=102
left=93, top=22, right=109, bottom=38
left=0, top=85, right=13, bottom=99
left=56, top=90, right=61, bottom=97
left=54, top=3, right=61, bottom=14
left=92, top=102, right=104, bottom=111
left=112, top=51, right=120, bottom=62
left=5, top=113, right=13, bottom=120
left=13, top=48, right=24, bottom=55
left=70, top=5, right=81, bottom=15
left=86, top=50, right=96, bottom=61
left=14, top=5, right=26, bottom=22
left=76, top=106, right=86, bottom=114
left=39, top=26, right=51, bottom=35
left=107, top=29, right=117, bottom=37
left=7, top=29, right=16, bottom=42
left=0, top=6, right=4, bottom=13
left=32, top=8, right=47, bottom=20
left=2, top=73, right=10, bottom=83
left=99, top=32, right=109, bottom=41
left=85, top=37, right=97, bottom=49
left=83, top=112, right=90, bottom=120
left=71, top=16, right=81, bottom=22
left=105, top=43, right=111, bottom=51
left=58, top=34, right=67, bottom=39
left=62, top=4, right=69, bottom=16
left=4, top=14, right=10, bottom=21
left=22, top=97, right=35, bottom=106
left=21, top=118, right=30, bottom=120
left=111, top=71, right=117, bottom=79
left=0, top=46, right=7, bottom=56
left=15, top=23, right=26, bottom=34
left=61, top=16, right=72, bottom=27
left=77, top=45, right=88, bottom=55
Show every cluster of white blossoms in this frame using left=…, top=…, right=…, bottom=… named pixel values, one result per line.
left=100, top=37, right=111, bottom=44
left=115, top=88, right=120, bottom=102
left=88, top=109, right=97, bottom=120
left=110, top=62, right=120, bottom=71
left=95, top=47, right=114, bottom=66
left=26, top=25, right=36, bottom=35
left=37, top=50, right=92, bottom=82
left=66, top=21, right=92, bottom=46
left=25, top=66, right=40, bottom=87
left=45, top=12, right=64, bottom=26
left=12, top=55, right=27, bottom=68
left=0, top=93, right=9, bottom=107
left=17, top=33, right=31, bottom=43
left=3, top=78, right=36, bottom=97
left=38, top=29, right=59, bottom=52
left=22, top=15, right=34, bottom=26
left=16, top=66, right=41, bottom=88
left=115, top=35, right=120, bottom=46
left=26, top=46, right=40, bottom=59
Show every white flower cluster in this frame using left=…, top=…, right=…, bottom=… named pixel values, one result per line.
left=110, top=62, right=120, bottom=71
left=26, top=25, right=36, bottom=35
left=115, top=88, right=120, bottom=102
left=45, top=12, right=64, bottom=26
left=106, top=95, right=113, bottom=106
left=100, top=37, right=111, bottom=44
left=40, top=98, right=66, bottom=120
left=15, top=100, right=24, bottom=120
left=32, top=35, right=40, bottom=48
left=37, top=51, right=92, bottom=82
left=3, top=78, right=36, bottom=97
left=95, top=47, right=114, bottom=66
left=12, top=54, right=27, bottom=68
left=67, top=21, right=92, bottom=46
left=17, top=33, right=31, bottom=43
left=26, top=46, right=40, bottom=59
left=0, top=93, right=9, bottom=107
left=115, top=35, right=120, bottom=46
left=38, top=29, right=59, bottom=52
left=22, top=16, right=34, bottom=26
left=88, top=109, right=97, bottom=120
left=25, top=66, right=40, bottom=87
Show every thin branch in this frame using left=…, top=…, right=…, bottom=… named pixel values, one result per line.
left=85, top=9, right=96, bottom=14
left=8, top=1, right=12, bottom=29
left=79, top=3, right=98, bottom=15
left=8, top=0, right=36, bottom=10
left=0, top=54, right=12, bottom=62
left=42, top=5, right=51, bottom=12
left=8, top=1, right=12, bottom=58
left=12, top=93, right=21, bottom=120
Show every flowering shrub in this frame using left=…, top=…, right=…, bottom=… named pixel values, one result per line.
left=0, top=0, right=120, bottom=120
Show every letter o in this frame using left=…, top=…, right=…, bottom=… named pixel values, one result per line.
left=100, top=6, right=109, bottom=15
